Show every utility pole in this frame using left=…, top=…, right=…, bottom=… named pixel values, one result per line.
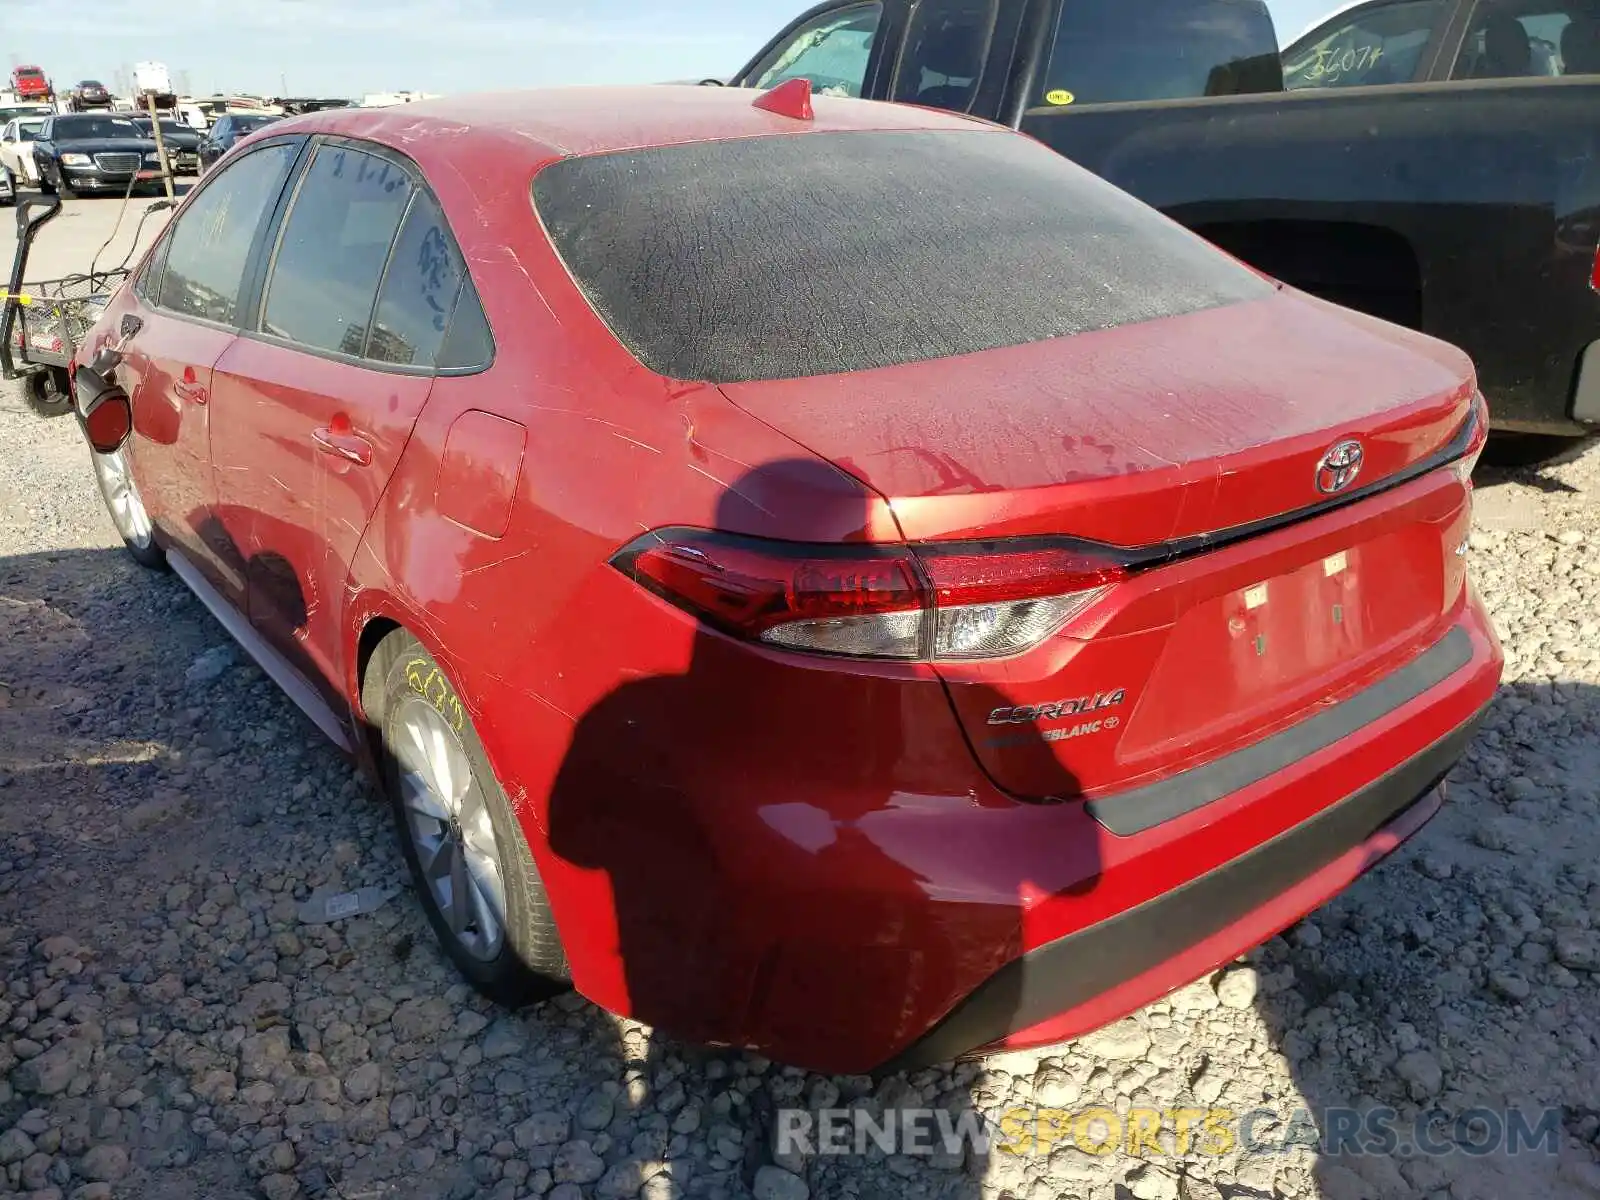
left=144, top=92, right=175, bottom=201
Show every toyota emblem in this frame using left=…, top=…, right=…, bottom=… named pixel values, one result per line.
left=1315, top=439, right=1364, bottom=495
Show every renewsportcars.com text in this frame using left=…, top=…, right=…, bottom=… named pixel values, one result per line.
left=774, top=1105, right=1563, bottom=1160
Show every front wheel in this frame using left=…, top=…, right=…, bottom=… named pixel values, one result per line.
left=365, top=633, right=570, bottom=1005
left=89, top=446, right=167, bottom=569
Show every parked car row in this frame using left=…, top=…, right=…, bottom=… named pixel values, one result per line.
left=0, top=106, right=270, bottom=202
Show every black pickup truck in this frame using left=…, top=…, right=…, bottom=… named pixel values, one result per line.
left=727, top=0, right=1600, bottom=444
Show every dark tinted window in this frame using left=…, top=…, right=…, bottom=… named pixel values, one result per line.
left=1286, top=0, right=1447, bottom=88
left=236, top=115, right=281, bottom=134
left=890, top=0, right=999, bottom=110
left=52, top=116, right=143, bottom=139
left=367, top=190, right=466, bottom=366
left=159, top=143, right=297, bottom=324
left=533, top=130, right=1272, bottom=383
left=437, top=276, right=494, bottom=371
left=261, top=145, right=413, bottom=355
left=1037, top=0, right=1281, bottom=106
left=1450, top=1, right=1600, bottom=78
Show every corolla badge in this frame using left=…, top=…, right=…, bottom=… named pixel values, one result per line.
left=1315, top=439, right=1364, bottom=495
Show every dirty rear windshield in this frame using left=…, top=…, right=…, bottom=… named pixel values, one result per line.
left=532, top=129, right=1272, bottom=383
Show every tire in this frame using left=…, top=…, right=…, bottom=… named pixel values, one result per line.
left=364, top=631, right=570, bottom=1005
left=38, top=169, right=55, bottom=195
left=22, top=368, right=73, bottom=418
left=88, top=445, right=167, bottom=569
left=1, top=167, right=14, bottom=206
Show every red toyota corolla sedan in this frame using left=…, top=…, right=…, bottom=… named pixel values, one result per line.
left=71, top=82, right=1502, bottom=1074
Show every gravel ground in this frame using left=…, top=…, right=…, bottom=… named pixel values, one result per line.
left=1, top=197, right=1598, bottom=1200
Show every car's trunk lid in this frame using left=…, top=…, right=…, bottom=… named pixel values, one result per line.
left=720, top=289, right=1480, bottom=801
left=718, top=289, right=1473, bottom=545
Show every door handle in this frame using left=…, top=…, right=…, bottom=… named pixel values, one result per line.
left=312, top=424, right=373, bottom=467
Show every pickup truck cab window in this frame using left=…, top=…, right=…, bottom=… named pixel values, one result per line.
left=747, top=2, right=883, bottom=97
left=1450, top=2, right=1600, bottom=77
left=890, top=0, right=999, bottom=110
left=1283, top=0, right=1449, bottom=88
left=1036, top=0, right=1281, bottom=107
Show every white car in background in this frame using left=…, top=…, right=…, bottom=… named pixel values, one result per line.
left=0, top=116, right=46, bottom=192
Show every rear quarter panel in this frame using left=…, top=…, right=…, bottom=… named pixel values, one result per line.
left=338, top=135, right=929, bottom=1019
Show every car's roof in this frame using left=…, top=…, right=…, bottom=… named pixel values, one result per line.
left=267, top=85, right=1000, bottom=164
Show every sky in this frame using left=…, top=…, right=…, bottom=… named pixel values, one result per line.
left=3, top=0, right=1342, bottom=101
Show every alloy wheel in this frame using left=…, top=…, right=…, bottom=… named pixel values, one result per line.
left=390, top=698, right=507, bottom=962
left=91, top=448, right=154, bottom=549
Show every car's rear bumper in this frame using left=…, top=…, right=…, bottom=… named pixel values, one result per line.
left=885, top=702, right=1480, bottom=1071
left=515, top=580, right=1501, bottom=1075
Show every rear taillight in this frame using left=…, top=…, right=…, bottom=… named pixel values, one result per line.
left=1453, top=391, right=1490, bottom=484
left=611, top=529, right=1123, bottom=661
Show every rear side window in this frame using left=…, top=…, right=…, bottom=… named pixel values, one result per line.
left=159, top=142, right=298, bottom=325
left=1036, top=0, right=1282, bottom=106
left=437, top=276, right=494, bottom=371
left=889, top=0, right=1000, bottom=111
left=1449, top=2, right=1600, bottom=78
left=261, top=144, right=413, bottom=355
left=1285, top=0, right=1447, bottom=88
left=367, top=190, right=467, bottom=366
left=533, top=130, right=1272, bottom=384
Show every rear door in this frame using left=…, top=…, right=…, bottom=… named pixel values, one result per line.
left=118, top=137, right=303, bottom=600
left=208, top=138, right=470, bottom=709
